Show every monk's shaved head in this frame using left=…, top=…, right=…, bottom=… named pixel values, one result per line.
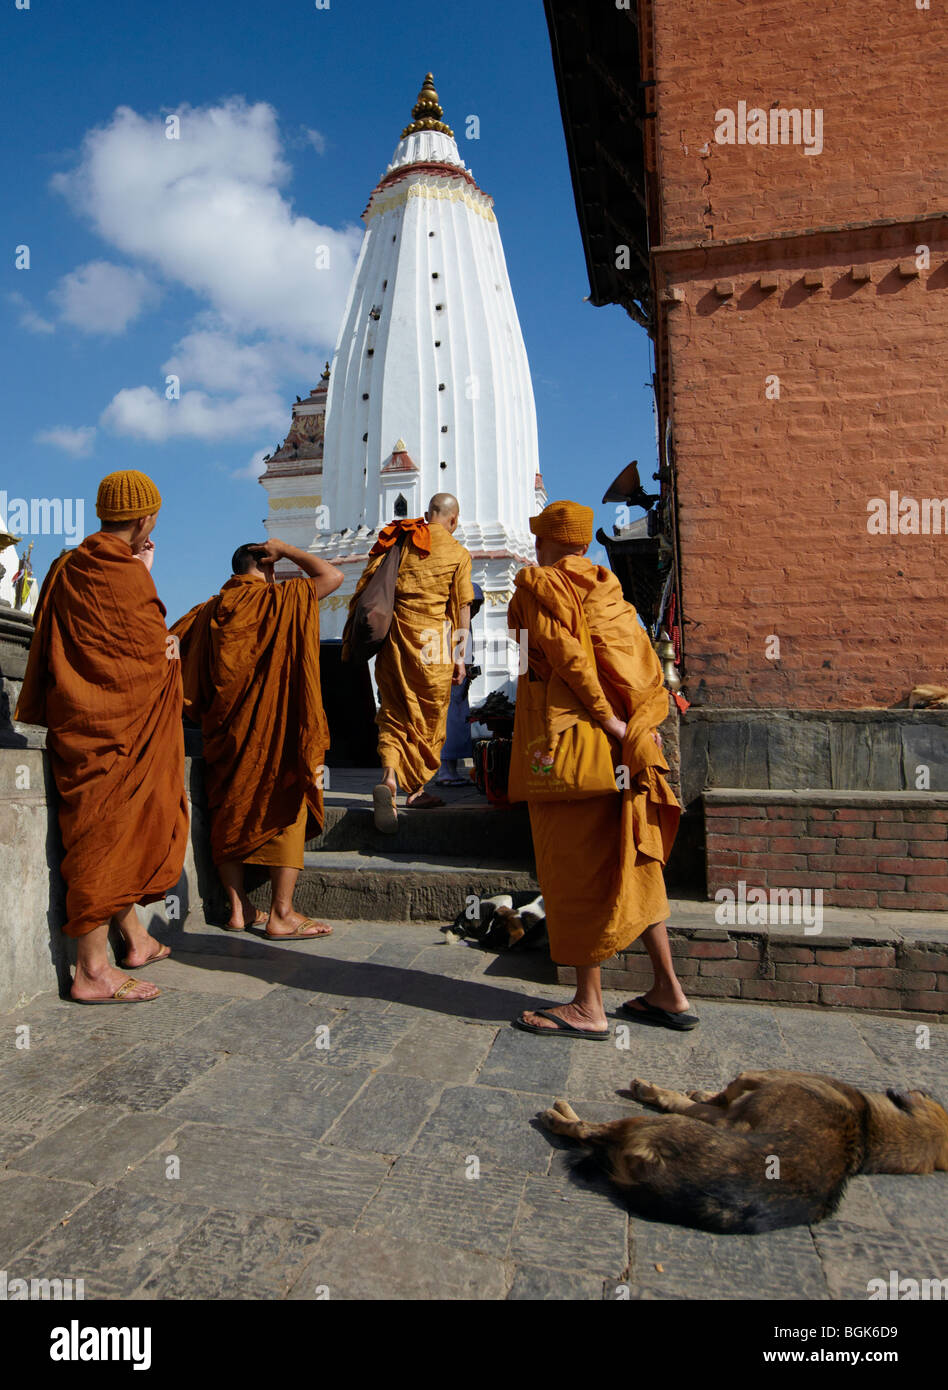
left=427, top=493, right=459, bottom=520
left=232, top=543, right=261, bottom=575
left=426, top=493, right=460, bottom=534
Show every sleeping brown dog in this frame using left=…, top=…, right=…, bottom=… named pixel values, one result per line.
left=540, top=1069, right=948, bottom=1233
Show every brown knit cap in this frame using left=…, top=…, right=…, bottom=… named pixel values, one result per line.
left=529, top=499, right=594, bottom=546
left=95, top=470, right=162, bottom=522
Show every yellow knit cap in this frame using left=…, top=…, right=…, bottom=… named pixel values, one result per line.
left=95, top=470, right=162, bottom=522
left=529, top=499, right=594, bottom=546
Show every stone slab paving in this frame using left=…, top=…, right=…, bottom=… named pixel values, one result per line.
left=0, top=915, right=945, bottom=1300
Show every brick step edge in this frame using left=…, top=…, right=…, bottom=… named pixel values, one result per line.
left=558, top=930, right=948, bottom=1017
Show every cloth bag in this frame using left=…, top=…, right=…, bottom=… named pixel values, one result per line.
left=507, top=616, right=618, bottom=803
left=342, top=531, right=406, bottom=662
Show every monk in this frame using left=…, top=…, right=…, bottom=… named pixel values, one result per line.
left=16, top=470, right=189, bottom=1004
left=508, top=500, right=697, bottom=1039
left=171, top=538, right=343, bottom=939
left=344, top=494, right=474, bottom=833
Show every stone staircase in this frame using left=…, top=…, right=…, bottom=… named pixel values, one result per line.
left=226, top=770, right=539, bottom=925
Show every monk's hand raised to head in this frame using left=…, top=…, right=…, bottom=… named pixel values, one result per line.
left=452, top=660, right=466, bottom=687
left=652, top=730, right=664, bottom=749
left=602, top=715, right=628, bottom=744
left=132, top=538, right=155, bottom=572
left=248, top=538, right=284, bottom=563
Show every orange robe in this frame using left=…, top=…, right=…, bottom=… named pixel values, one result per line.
left=15, top=533, right=188, bottom=937
left=346, top=521, right=474, bottom=792
left=507, top=556, right=680, bottom=966
left=170, top=575, right=328, bottom=869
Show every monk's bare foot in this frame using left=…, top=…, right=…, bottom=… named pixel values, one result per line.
left=518, top=1001, right=608, bottom=1032
left=70, top=964, right=160, bottom=1003
left=623, top=985, right=691, bottom=1015
left=225, top=897, right=266, bottom=931
left=265, top=910, right=333, bottom=939
left=373, top=782, right=398, bottom=833
left=120, top=940, right=172, bottom=969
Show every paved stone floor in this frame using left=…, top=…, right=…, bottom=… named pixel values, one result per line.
left=1, top=917, right=945, bottom=1300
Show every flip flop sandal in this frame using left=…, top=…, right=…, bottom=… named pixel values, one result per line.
left=73, top=978, right=161, bottom=1005
left=405, top=794, right=445, bottom=809
left=618, top=997, right=700, bottom=1032
left=264, top=919, right=334, bottom=942
left=119, top=944, right=172, bottom=968
left=221, top=911, right=268, bottom=933
left=513, top=1007, right=610, bottom=1041
left=372, top=783, right=398, bottom=834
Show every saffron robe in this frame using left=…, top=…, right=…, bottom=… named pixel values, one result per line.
left=507, top=556, right=680, bottom=966
left=347, top=521, right=474, bottom=792
left=15, top=533, right=188, bottom=937
left=171, top=575, right=329, bottom=868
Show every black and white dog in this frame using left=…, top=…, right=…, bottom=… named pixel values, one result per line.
left=443, top=892, right=547, bottom=952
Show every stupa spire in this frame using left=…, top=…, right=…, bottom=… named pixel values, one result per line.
left=312, top=68, right=540, bottom=704
left=401, top=72, right=454, bottom=139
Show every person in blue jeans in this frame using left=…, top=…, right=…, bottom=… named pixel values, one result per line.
left=436, top=583, right=484, bottom=786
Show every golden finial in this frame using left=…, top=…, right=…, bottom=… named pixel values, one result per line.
left=321, top=361, right=330, bottom=380
left=401, top=72, right=454, bottom=140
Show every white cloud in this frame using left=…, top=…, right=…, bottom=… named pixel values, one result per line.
left=232, top=447, right=270, bottom=480
left=51, top=99, right=361, bottom=345
left=52, top=100, right=357, bottom=462
left=51, top=260, right=158, bottom=334
left=35, top=425, right=96, bottom=457
left=8, top=291, right=55, bottom=335
left=100, top=385, right=286, bottom=444
left=161, top=328, right=314, bottom=396
left=302, top=127, right=327, bottom=155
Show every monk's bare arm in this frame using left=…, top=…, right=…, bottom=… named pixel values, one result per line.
left=272, top=541, right=344, bottom=599
left=453, top=602, right=472, bottom=680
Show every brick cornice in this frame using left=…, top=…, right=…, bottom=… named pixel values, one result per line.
left=653, top=209, right=948, bottom=267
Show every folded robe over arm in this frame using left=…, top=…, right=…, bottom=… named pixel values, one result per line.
left=507, top=556, right=680, bottom=967
left=15, top=532, right=189, bottom=937
left=170, top=574, right=329, bottom=867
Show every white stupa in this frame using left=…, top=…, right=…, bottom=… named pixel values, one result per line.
left=261, top=74, right=545, bottom=702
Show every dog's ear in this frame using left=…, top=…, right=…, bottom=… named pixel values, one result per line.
left=506, top=919, right=525, bottom=947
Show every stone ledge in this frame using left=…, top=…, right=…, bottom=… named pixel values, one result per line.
left=685, top=707, right=948, bottom=724
left=705, top=788, right=948, bottom=809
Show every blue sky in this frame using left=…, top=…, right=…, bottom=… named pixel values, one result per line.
left=2, top=0, right=656, bottom=622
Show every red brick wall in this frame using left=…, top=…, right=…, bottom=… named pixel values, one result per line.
left=643, top=0, right=948, bottom=709
left=650, top=0, right=946, bottom=243
left=706, top=799, right=948, bottom=911
left=662, top=232, right=947, bottom=707
left=585, top=932, right=948, bottom=1016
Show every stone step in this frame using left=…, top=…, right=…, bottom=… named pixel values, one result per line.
left=306, top=801, right=533, bottom=860
left=240, top=850, right=539, bottom=923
